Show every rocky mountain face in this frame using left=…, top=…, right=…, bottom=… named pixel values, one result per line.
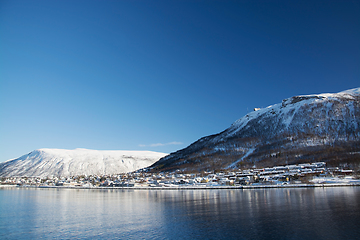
left=0, top=148, right=167, bottom=177
left=151, top=88, right=360, bottom=172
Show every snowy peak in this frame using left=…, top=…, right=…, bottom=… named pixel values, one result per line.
left=227, top=87, right=360, bottom=137
left=151, top=87, right=360, bottom=172
left=338, top=87, right=360, bottom=96
left=0, top=148, right=168, bottom=177
left=281, top=95, right=323, bottom=108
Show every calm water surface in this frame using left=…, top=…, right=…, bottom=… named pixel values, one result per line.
left=1, top=187, right=359, bottom=239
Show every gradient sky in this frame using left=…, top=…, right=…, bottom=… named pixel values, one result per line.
left=1, top=0, right=359, bottom=162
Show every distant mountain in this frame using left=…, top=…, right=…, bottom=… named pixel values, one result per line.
left=0, top=148, right=167, bottom=177
left=151, top=88, right=360, bottom=172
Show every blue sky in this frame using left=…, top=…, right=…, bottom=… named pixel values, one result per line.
left=1, top=0, right=359, bottom=162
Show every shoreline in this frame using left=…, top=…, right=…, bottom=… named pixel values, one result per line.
left=2, top=182, right=360, bottom=190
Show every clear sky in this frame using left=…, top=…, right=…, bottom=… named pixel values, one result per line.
left=1, top=0, right=359, bottom=162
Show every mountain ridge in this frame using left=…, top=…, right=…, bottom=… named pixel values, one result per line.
left=0, top=148, right=167, bottom=177
left=150, top=87, right=360, bottom=172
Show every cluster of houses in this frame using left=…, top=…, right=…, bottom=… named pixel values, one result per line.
left=1, top=162, right=358, bottom=188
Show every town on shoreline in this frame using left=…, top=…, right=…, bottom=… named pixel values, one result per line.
left=1, top=162, right=360, bottom=189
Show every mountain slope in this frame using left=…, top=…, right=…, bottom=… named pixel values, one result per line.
left=151, top=88, right=360, bottom=172
left=0, top=148, right=167, bottom=177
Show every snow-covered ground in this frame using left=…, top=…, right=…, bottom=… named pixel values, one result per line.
left=311, top=176, right=360, bottom=184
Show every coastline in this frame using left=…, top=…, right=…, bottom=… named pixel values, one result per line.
left=2, top=182, right=360, bottom=190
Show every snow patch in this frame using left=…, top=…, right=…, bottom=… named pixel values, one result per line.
left=227, top=148, right=255, bottom=168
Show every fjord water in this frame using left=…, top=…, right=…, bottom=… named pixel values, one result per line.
left=1, top=187, right=359, bottom=239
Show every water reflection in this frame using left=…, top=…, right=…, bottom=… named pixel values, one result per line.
left=1, top=187, right=359, bottom=239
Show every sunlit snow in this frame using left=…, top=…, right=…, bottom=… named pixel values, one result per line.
left=0, top=148, right=168, bottom=177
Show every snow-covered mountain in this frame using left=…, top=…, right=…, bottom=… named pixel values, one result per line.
left=151, top=88, right=360, bottom=172
left=0, top=148, right=167, bottom=177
